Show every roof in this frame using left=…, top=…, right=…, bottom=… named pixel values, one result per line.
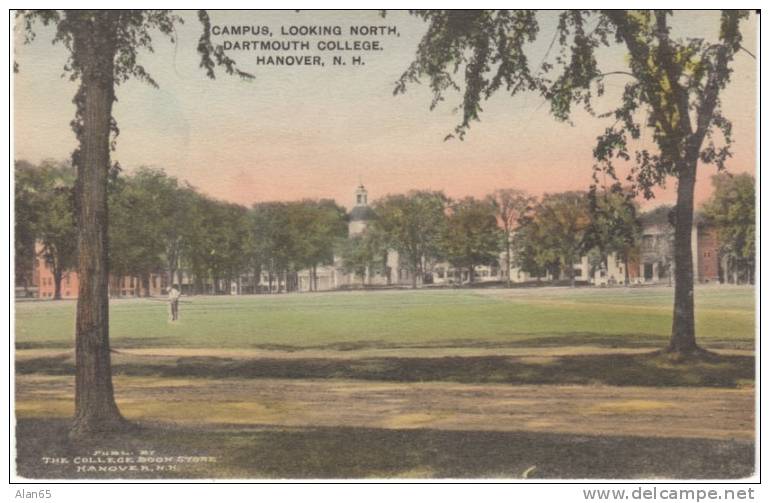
left=640, top=205, right=711, bottom=227
left=349, top=205, right=376, bottom=222
left=639, top=205, right=673, bottom=226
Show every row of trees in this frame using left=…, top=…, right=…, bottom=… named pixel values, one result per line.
left=347, top=187, right=641, bottom=289
left=16, top=160, right=755, bottom=299
left=15, top=161, right=350, bottom=297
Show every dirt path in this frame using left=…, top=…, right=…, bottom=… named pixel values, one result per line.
left=16, top=375, right=754, bottom=441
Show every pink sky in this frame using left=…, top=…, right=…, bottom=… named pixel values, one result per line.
left=13, top=10, right=757, bottom=211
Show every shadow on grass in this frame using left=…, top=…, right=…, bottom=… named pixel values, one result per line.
left=15, top=418, right=754, bottom=479
left=256, top=332, right=753, bottom=352
left=16, top=352, right=754, bottom=387
left=16, top=337, right=171, bottom=350
left=16, top=331, right=754, bottom=352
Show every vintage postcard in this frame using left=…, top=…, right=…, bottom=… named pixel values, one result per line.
left=11, top=9, right=758, bottom=482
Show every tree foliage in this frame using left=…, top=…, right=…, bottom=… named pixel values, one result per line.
left=516, top=191, right=592, bottom=286
left=702, top=173, right=755, bottom=283
left=487, top=188, right=533, bottom=285
left=338, top=233, right=387, bottom=285
left=442, top=197, right=502, bottom=283
left=586, top=184, right=641, bottom=283
left=371, top=191, right=448, bottom=288
left=14, top=160, right=78, bottom=299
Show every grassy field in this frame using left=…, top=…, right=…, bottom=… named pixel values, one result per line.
left=14, top=285, right=757, bottom=479
left=15, top=284, right=756, bottom=351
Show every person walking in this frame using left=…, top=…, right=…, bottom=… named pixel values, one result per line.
left=168, top=284, right=181, bottom=321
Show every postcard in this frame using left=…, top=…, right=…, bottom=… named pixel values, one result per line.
left=12, top=9, right=758, bottom=481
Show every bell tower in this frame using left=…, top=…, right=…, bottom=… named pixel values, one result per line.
left=348, top=184, right=373, bottom=236
left=354, top=184, right=368, bottom=207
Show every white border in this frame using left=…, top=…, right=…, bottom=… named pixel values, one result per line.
left=4, top=3, right=764, bottom=499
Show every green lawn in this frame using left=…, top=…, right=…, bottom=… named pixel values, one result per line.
left=14, top=285, right=755, bottom=351
left=15, top=285, right=757, bottom=479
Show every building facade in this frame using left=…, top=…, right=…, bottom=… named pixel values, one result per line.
left=30, top=242, right=167, bottom=299
left=633, top=206, right=721, bottom=285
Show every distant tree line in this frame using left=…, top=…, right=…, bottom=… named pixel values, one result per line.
left=15, top=160, right=755, bottom=298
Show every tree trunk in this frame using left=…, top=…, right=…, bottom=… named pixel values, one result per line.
left=312, top=264, right=318, bottom=292
left=142, top=273, right=150, bottom=297
left=505, top=235, right=512, bottom=288
left=70, top=14, right=126, bottom=438
left=623, top=252, right=630, bottom=286
left=668, top=158, right=698, bottom=354
left=167, top=245, right=178, bottom=289
left=253, top=265, right=262, bottom=294
left=53, top=264, right=63, bottom=300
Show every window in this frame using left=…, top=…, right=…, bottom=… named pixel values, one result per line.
left=642, top=235, right=655, bottom=251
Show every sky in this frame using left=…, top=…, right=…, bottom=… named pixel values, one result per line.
left=13, top=10, right=758, bottom=211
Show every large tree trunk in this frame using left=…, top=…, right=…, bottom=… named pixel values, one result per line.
left=668, top=158, right=698, bottom=354
left=70, top=14, right=126, bottom=438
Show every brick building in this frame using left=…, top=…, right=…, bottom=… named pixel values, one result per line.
left=29, top=241, right=166, bottom=299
